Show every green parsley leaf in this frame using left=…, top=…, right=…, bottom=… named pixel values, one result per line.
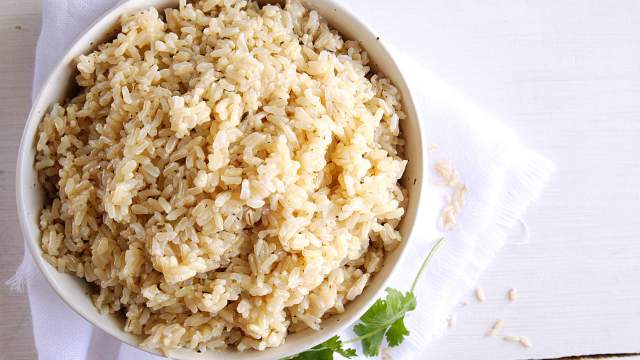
left=386, top=317, right=409, bottom=347
left=354, top=319, right=386, bottom=356
left=353, top=288, right=416, bottom=356
left=353, top=238, right=444, bottom=356
left=323, top=335, right=357, bottom=358
left=282, top=335, right=357, bottom=360
left=284, top=238, right=445, bottom=359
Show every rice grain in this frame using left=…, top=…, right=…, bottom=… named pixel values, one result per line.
left=519, top=336, right=532, bottom=348
left=35, top=0, right=408, bottom=353
left=485, top=319, right=504, bottom=337
left=503, top=335, right=521, bottom=343
left=447, top=314, right=457, bottom=328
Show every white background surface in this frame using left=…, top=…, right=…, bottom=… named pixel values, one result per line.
left=1, top=0, right=640, bottom=359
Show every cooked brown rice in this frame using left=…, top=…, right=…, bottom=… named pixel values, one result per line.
left=35, top=0, right=408, bottom=353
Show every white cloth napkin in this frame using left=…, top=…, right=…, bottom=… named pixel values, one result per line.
left=11, top=0, right=555, bottom=359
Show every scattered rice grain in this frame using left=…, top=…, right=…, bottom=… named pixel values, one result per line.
left=381, top=347, right=393, bottom=360
left=503, top=335, right=521, bottom=343
left=485, top=319, right=504, bottom=337
left=447, top=314, right=457, bottom=328
left=519, top=336, right=532, bottom=348
left=433, top=159, right=459, bottom=187
left=433, top=159, right=467, bottom=231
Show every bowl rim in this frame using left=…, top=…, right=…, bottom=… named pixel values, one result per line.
left=16, top=0, right=425, bottom=359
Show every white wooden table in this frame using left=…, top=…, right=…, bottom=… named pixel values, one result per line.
left=1, top=0, right=640, bottom=359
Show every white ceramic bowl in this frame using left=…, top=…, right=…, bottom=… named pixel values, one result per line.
left=16, top=1, right=424, bottom=359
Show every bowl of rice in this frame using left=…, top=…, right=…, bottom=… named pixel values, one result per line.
left=16, top=0, right=424, bottom=358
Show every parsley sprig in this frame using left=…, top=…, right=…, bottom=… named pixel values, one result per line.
left=282, top=335, right=357, bottom=360
left=284, top=238, right=445, bottom=359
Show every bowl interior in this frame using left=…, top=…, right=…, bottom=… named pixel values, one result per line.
left=16, top=1, right=423, bottom=359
